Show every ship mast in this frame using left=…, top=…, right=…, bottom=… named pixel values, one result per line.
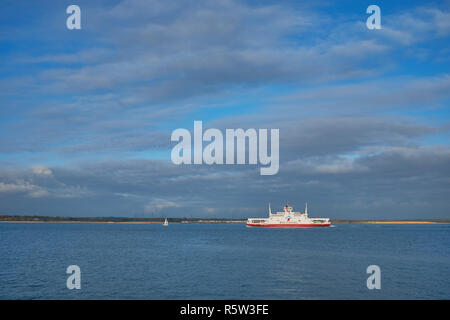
left=269, top=203, right=272, bottom=216
left=305, top=202, right=308, bottom=216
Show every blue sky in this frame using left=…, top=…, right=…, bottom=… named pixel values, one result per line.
left=0, top=0, right=449, bottom=218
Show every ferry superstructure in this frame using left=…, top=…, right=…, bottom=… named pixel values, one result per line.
left=247, top=204, right=330, bottom=227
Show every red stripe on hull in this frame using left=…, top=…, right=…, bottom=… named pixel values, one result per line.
left=247, top=223, right=331, bottom=228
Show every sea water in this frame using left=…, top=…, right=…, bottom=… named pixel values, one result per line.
left=0, top=223, right=448, bottom=299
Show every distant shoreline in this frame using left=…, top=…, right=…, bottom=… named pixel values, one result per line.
left=332, top=220, right=445, bottom=224
left=0, top=215, right=449, bottom=224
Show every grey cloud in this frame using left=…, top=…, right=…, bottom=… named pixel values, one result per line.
left=1, top=143, right=450, bottom=219
left=10, top=0, right=391, bottom=101
left=207, top=115, right=437, bottom=161
left=273, top=75, right=450, bottom=114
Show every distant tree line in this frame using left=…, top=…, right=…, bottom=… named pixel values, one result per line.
left=0, top=215, right=247, bottom=223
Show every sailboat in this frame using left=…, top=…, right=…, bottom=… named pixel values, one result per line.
left=163, top=218, right=168, bottom=226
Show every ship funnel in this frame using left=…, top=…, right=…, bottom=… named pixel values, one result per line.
left=305, top=202, right=308, bottom=215
left=269, top=203, right=272, bottom=215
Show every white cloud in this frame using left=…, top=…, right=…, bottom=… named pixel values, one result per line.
left=31, top=165, right=52, bottom=176
left=28, top=189, right=50, bottom=198
left=0, top=180, right=49, bottom=198
left=144, top=199, right=181, bottom=212
left=204, top=207, right=217, bottom=214
left=0, top=181, right=34, bottom=193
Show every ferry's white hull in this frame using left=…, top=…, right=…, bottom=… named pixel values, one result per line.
left=247, top=222, right=331, bottom=228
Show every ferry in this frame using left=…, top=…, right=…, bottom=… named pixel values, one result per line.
left=247, top=204, right=330, bottom=228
